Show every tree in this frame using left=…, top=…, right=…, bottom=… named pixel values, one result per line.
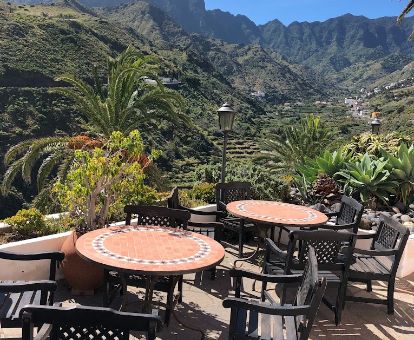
left=2, top=47, right=188, bottom=197
left=257, top=114, right=334, bottom=174
left=54, top=130, right=158, bottom=232
left=54, top=46, right=189, bottom=137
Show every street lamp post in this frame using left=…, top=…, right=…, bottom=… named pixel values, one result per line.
left=217, top=103, right=236, bottom=184
left=371, top=118, right=381, bottom=135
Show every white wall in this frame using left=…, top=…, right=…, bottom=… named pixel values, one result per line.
left=0, top=232, right=70, bottom=281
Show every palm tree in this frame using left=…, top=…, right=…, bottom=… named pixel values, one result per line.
left=398, top=1, right=414, bottom=23
left=257, top=114, right=334, bottom=174
left=398, top=1, right=414, bottom=37
left=54, top=46, right=188, bottom=136
left=2, top=47, right=188, bottom=197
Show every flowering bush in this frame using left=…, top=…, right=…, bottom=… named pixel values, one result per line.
left=54, top=130, right=159, bottom=233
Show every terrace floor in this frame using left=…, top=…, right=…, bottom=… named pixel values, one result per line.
left=1, top=244, right=414, bottom=339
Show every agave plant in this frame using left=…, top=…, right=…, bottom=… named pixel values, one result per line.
left=337, top=153, right=397, bottom=206
left=383, top=143, right=414, bottom=206
left=2, top=47, right=188, bottom=197
left=296, top=148, right=350, bottom=188
left=258, top=114, right=334, bottom=174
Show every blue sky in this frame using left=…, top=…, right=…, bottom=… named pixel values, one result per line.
left=204, top=0, right=408, bottom=25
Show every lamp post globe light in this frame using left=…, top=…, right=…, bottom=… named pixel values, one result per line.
left=371, top=117, right=381, bottom=135
left=217, top=103, right=236, bottom=183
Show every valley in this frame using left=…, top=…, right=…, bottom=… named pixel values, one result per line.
left=1, top=0, right=414, bottom=217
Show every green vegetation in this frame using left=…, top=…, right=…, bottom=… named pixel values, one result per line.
left=337, top=154, right=397, bottom=207
left=383, top=144, right=414, bottom=206
left=2, top=0, right=414, bottom=222
left=1, top=47, right=187, bottom=199
left=54, top=130, right=158, bottom=233
left=55, top=46, right=188, bottom=136
left=3, top=207, right=67, bottom=238
left=295, top=133, right=414, bottom=209
left=257, top=115, right=334, bottom=174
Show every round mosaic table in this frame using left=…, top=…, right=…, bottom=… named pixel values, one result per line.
left=226, top=200, right=328, bottom=227
left=76, top=225, right=225, bottom=276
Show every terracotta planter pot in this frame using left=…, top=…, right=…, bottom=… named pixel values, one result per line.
left=61, top=231, right=104, bottom=291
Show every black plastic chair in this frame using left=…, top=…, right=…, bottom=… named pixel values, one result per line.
left=216, top=181, right=254, bottom=258
left=346, top=214, right=410, bottom=314
left=105, top=205, right=191, bottom=325
left=21, top=304, right=162, bottom=340
left=323, top=195, right=364, bottom=233
left=0, top=250, right=64, bottom=328
left=263, top=230, right=356, bottom=325
left=223, top=247, right=327, bottom=340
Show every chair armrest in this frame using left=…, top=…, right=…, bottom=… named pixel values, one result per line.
left=223, top=297, right=310, bottom=316
left=0, top=280, right=57, bottom=293
left=217, top=201, right=227, bottom=212
left=188, top=221, right=224, bottom=229
left=354, top=248, right=397, bottom=257
left=230, top=268, right=302, bottom=284
left=325, top=211, right=339, bottom=217
left=265, top=238, right=286, bottom=258
left=320, top=222, right=356, bottom=231
left=34, top=323, right=53, bottom=340
left=0, top=251, right=65, bottom=262
left=356, top=233, right=377, bottom=240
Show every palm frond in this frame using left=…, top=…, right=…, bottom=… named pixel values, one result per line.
left=57, top=152, right=76, bottom=180
left=37, top=150, right=72, bottom=189
left=1, top=158, right=25, bottom=195
left=398, top=0, right=414, bottom=22
left=21, top=137, right=69, bottom=183
left=4, top=139, right=35, bottom=165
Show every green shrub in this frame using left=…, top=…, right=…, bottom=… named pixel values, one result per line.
left=4, top=208, right=48, bottom=237
left=344, top=132, right=412, bottom=158
left=191, top=182, right=215, bottom=203
left=194, top=162, right=290, bottom=201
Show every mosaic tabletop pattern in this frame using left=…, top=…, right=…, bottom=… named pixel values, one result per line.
left=226, top=200, right=328, bottom=226
left=76, top=226, right=225, bottom=275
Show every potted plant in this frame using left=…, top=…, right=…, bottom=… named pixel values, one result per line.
left=54, top=130, right=158, bottom=291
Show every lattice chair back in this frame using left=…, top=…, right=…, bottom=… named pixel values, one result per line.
left=166, top=187, right=180, bottom=209
left=295, top=247, right=327, bottom=340
left=373, top=215, right=410, bottom=272
left=336, top=196, right=364, bottom=232
left=215, top=181, right=252, bottom=211
left=21, top=305, right=161, bottom=340
left=124, top=205, right=190, bottom=229
left=288, top=230, right=356, bottom=271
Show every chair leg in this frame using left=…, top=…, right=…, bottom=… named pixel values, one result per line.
left=178, top=276, right=183, bottom=303
left=335, top=282, right=347, bottom=325
left=277, top=227, right=283, bottom=246
left=210, top=266, right=217, bottom=280
left=261, top=281, right=267, bottom=302
left=165, top=276, right=176, bottom=326
left=366, top=280, right=372, bottom=292
left=238, top=222, right=244, bottom=258
left=387, top=280, right=395, bottom=314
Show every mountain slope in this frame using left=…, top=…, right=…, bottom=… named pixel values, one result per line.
left=260, top=14, right=414, bottom=73
left=105, top=1, right=329, bottom=101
